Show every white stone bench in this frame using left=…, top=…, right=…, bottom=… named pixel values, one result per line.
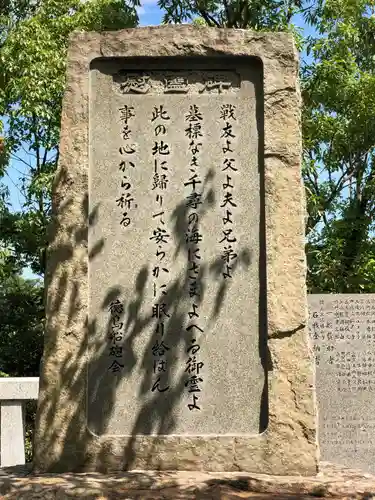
left=0, top=378, right=39, bottom=467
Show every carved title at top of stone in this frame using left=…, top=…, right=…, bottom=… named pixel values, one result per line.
left=113, top=71, right=240, bottom=95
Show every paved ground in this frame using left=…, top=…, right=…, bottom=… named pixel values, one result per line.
left=0, top=462, right=375, bottom=499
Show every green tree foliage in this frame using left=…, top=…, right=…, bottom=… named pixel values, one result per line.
left=0, top=0, right=139, bottom=277
left=0, top=274, right=44, bottom=376
left=0, top=271, right=43, bottom=462
left=0, top=0, right=40, bottom=19
left=159, top=0, right=303, bottom=29
left=302, top=0, right=375, bottom=292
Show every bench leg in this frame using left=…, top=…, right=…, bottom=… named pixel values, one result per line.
left=1, top=401, right=25, bottom=466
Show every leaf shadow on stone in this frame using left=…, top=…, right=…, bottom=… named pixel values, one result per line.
left=33, top=188, right=106, bottom=472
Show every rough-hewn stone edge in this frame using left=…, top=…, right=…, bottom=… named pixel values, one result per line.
left=33, top=26, right=318, bottom=475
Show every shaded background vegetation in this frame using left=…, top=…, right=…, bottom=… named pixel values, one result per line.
left=0, top=0, right=374, bottom=461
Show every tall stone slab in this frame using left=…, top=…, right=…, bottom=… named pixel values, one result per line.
left=33, top=26, right=317, bottom=474
left=309, top=294, right=375, bottom=474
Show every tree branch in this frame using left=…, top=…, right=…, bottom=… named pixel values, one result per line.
left=41, top=115, right=54, bottom=169
left=9, top=166, right=32, bottom=179
left=199, top=9, right=221, bottom=26
left=10, top=154, right=33, bottom=170
left=222, top=0, right=233, bottom=26
left=4, top=171, right=27, bottom=200
left=239, top=0, right=250, bottom=28
left=21, top=144, right=37, bottom=158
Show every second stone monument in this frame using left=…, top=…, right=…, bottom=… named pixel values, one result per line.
left=33, top=26, right=317, bottom=474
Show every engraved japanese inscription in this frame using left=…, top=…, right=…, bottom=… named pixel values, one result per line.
left=308, top=294, right=375, bottom=473
left=88, top=60, right=265, bottom=436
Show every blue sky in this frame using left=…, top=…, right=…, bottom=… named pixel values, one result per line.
left=137, top=0, right=164, bottom=25
left=2, top=4, right=316, bottom=280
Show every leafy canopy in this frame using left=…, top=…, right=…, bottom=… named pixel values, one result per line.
left=158, top=0, right=304, bottom=29
left=302, top=0, right=375, bottom=292
left=0, top=0, right=139, bottom=276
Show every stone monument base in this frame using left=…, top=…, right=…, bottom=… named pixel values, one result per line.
left=1, top=463, right=375, bottom=499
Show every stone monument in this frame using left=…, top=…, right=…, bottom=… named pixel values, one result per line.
left=33, top=26, right=317, bottom=474
left=309, top=294, right=375, bottom=474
